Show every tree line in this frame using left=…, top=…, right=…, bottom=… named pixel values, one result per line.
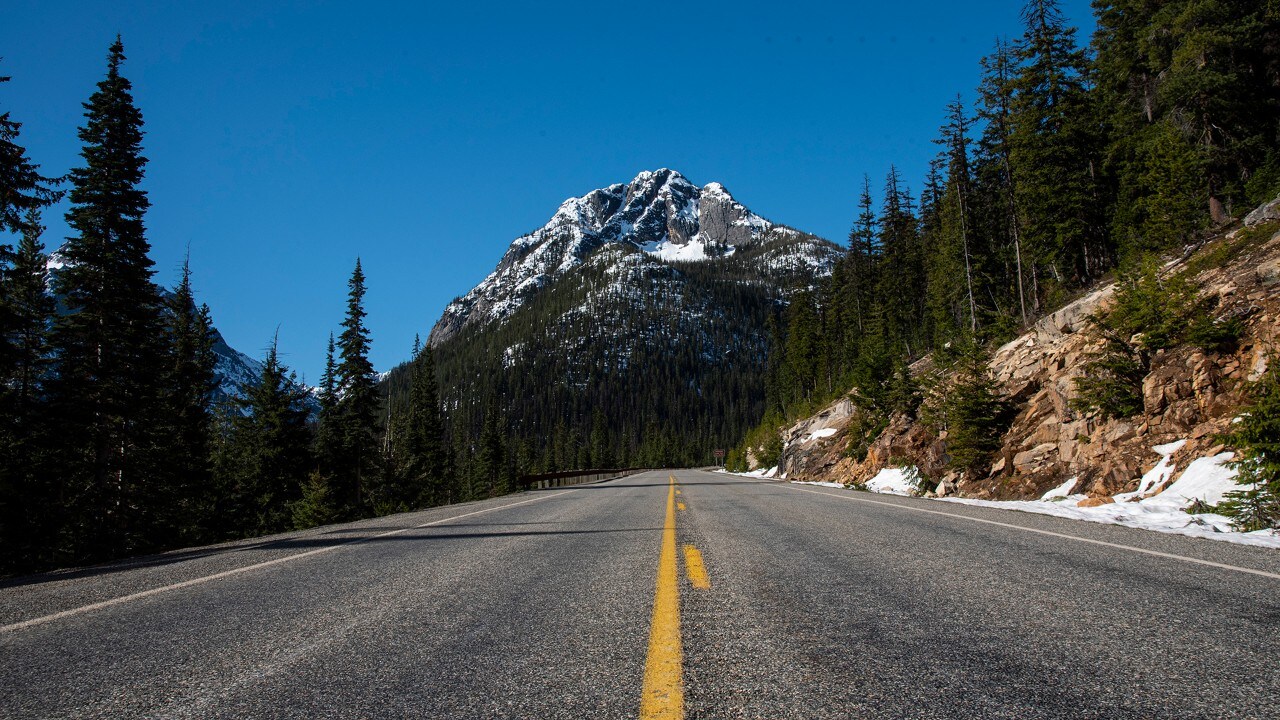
left=0, top=40, right=457, bottom=575
left=755, top=0, right=1280, bottom=433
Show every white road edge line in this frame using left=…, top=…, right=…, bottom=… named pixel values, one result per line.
left=781, top=484, right=1280, bottom=581
left=0, top=490, right=577, bottom=634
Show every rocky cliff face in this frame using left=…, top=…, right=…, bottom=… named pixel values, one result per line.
left=770, top=207, right=1280, bottom=505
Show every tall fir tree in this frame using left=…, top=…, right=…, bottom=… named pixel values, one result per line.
left=1011, top=0, right=1108, bottom=295
left=215, top=337, right=312, bottom=537
left=926, top=96, right=981, bottom=343
left=0, top=210, right=55, bottom=573
left=1, top=63, right=61, bottom=570
left=391, top=337, right=452, bottom=508
left=332, top=259, right=379, bottom=517
left=48, top=38, right=170, bottom=561
left=0, top=65, right=61, bottom=235
left=974, top=37, right=1028, bottom=325
left=875, top=167, right=925, bottom=357
left=475, top=395, right=508, bottom=497
left=160, top=260, right=218, bottom=545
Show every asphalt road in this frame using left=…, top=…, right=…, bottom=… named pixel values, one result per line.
left=2, top=469, right=1278, bottom=719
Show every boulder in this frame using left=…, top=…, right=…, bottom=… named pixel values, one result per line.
left=1013, top=443, right=1058, bottom=474
left=1244, top=193, right=1280, bottom=226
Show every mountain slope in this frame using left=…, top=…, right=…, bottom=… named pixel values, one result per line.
left=46, top=252, right=279, bottom=407
left=417, top=169, right=842, bottom=468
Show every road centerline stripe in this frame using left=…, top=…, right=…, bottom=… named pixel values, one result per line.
left=682, top=545, right=710, bottom=590
left=781, top=484, right=1280, bottom=581
left=0, top=490, right=577, bottom=634
left=640, top=475, right=683, bottom=719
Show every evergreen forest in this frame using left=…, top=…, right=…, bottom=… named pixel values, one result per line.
left=4, top=0, right=1280, bottom=573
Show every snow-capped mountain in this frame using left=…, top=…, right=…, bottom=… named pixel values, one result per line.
left=430, top=169, right=838, bottom=345
left=412, top=169, right=842, bottom=465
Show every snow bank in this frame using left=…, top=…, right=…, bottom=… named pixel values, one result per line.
left=865, top=467, right=920, bottom=496
left=1114, top=439, right=1185, bottom=502
left=1040, top=476, right=1079, bottom=501
left=941, top=449, right=1280, bottom=549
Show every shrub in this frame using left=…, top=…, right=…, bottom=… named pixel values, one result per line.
left=1073, top=255, right=1240, bottom=418
left=1071, top=335, right=1147, bottom=419
left=1219, top=359, right=1280, bottom=531
left=923, top=343, right=1011, bottom=474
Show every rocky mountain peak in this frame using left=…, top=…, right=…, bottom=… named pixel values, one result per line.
left=429, top=169, right=827, bottom=345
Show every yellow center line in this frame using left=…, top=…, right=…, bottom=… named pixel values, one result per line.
left=677, top=502, right=686, bottom=511
left=640, top=475, right=683, bottom=719
left=682, top=545, right=710, bottom=590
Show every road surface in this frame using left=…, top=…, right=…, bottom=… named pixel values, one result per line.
left=2, top=469, right=1278, bottom=719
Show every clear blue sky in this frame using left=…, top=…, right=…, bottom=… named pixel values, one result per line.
left=2, top=0, right=1096, bottom=383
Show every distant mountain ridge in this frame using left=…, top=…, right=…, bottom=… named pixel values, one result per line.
left=46, top=251, right=278, bottom=407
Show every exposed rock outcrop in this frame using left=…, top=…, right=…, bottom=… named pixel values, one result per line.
left=764, top=203, right=1280, bottom=505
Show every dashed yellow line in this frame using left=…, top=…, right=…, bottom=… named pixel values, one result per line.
left=682, top=545, right=710, bottom=590
left=640, top=475, right=683, bottom=719
left=677, top=502, right=686, bottom=511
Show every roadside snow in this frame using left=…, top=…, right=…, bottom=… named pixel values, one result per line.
left=722, top=445, right=1279, bottom=549
left=791, top=481, right=847, bottom=488
left=1114, top=439, right=1186, bottom=502
left=865, top=467, right=919, bottom=496
left=940, top=451, right=1280, bottom=549
left=1040, top=476, right=1079, bottom=501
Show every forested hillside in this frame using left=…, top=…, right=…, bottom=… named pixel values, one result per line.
left=733, top=0, right=1280, bottom=531
left=737, top=0, right=1280, bottom=468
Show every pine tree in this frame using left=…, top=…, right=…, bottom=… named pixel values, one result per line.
left=0, top=66, right=61, bottom=235
left=48, top=38, right=170, bottom=561
left=160, top=260, right=218, bottom=544
left=590, top=408, right=614, bottom=467
left=215, top=338, right=313, bottom=537
left=974, top=37, right=1029, bottom=324
left=931, top=344, right=1009, bottom=473
left=926, top=97, right=981, bottom=343
left=1011, top=0, right=1108, bottom=294
left=476, top=396, right=507, bottom=496
left=332, top=259, right=379, bottom=517
left=843, top=175, right=879, bottom=357
left=1221, top=360, right=1280, bottom=531
left=392, top=337, right=451, bottom=508
left=875, top=167, right=925, bottom=356
left=782, top=291, right=820, bottom=410
left=0, top=210, right=55, bottom=572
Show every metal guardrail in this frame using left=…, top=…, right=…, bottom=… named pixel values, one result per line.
left=519, top=468, right=648, bottom=490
